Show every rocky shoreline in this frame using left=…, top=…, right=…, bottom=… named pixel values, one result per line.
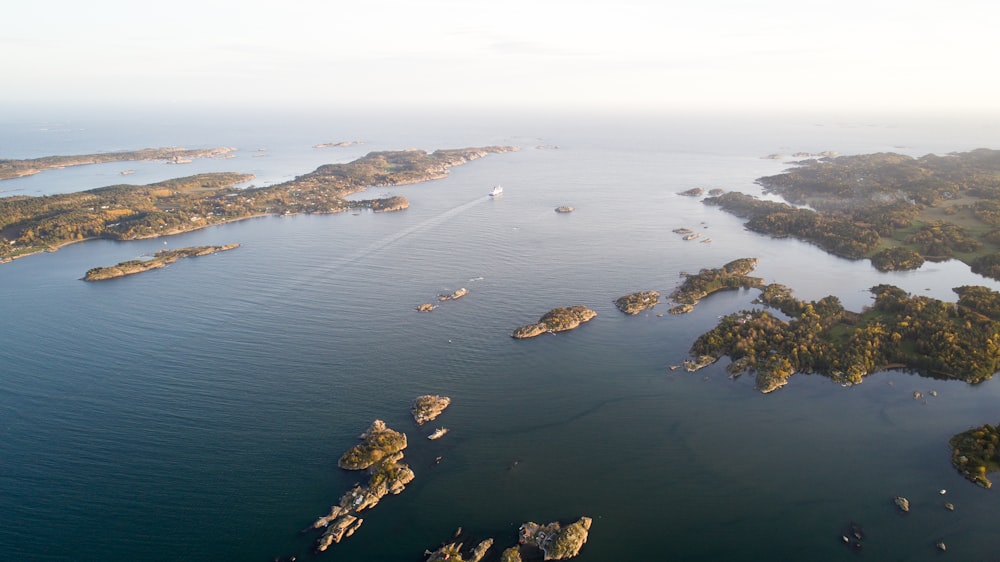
left=512, top=306, right=597, bottom=339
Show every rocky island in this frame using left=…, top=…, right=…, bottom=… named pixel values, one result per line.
left=411, top=395, right=451, bottom=426
left=705, top=149, right=1000, bottom=280
left=310, top=420, right=414, bottom=552
left=689, top=282, right=1000, bottom=393
left=949, top=422, right=1000, bottom=488
left=554, top=206, right=574, bottom=213
left=0, top=146, right=517, bottom=263
left=518, top=517, right=592, bottom=560
left=82, top=244, right=239, bottom=281
left=512, top=306, right=597, bottom=339
left=614, top=291, right=660, bottom=315
left=669, top=258, right=764, bottom=314
left=0, top=147, right=237, bottom=181
left=424, top=537, right=494, bottom=562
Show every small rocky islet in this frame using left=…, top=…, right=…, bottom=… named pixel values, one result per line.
left=512, top=306, right=597, bottom=339
left=411, top=395, right=451, bottom=426
left=614, top=291, right=660, bottom=315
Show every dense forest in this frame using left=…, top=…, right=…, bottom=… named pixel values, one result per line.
left=0, top=147, right=514, bottom=262
left=704, top=149, right=1000, bottom=278
left=690, top=282, right=1000, bottom=393
left=950, top=422, right=1000, bottom=489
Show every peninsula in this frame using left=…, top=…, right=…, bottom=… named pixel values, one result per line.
left=82, top=244, right=239, bottom=281
left=704, top=149, right=1000, bottom=279
left=689, top=282, right=1000, bottom=393
left=0, top=146, right=517, bottom=263
left=668, top=258, right=764, bottom=314
left=512, top=306, right=597, bottom=339
left=0, top=147, right=236, bottom=181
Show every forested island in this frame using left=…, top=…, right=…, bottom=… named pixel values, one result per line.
left=83, top=244, right=239, bottom=280
left=689, top=280, right=1000, bottom=393
left=0, top=146, right=516, bottom=263
left=0, top=147, right=236, bottom=180
left=950, top=422, right=1000, bottom=488
left=704, top=149, right=1000, bottom=279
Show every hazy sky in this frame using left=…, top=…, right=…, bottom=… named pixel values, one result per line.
left=5, top=0, right=999, bottom=113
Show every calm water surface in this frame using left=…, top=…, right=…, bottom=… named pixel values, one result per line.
left=2, top=108, right=1000, bottom=561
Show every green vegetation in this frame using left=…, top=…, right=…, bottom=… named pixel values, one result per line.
left=83, top=244, right=239, bottom=281
left=0, top=147, right=236, bottom=180
left=705, top=149, right=1000, bottom=276
left=669, top=258, right=764, bottom=313
left=0, top=147, right=514, bottom=263
left=950, top=422, right=1000, bottom=488
left=690, top=283, right=1000, bottom=393
left=337, top=420, right=408, bottom=470
left=512, top=306, right=597, bottom=339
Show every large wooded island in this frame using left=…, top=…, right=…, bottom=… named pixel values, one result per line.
left=0, top=146, right=516, bottom=263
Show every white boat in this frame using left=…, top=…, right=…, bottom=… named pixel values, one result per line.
left=489, top=185, right=503, bottom=197
left=428, top=427, right=449, bottom=440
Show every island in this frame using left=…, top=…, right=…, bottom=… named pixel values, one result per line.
left=950, top=422, right=1000, bottom=488
left=668, top=258, right=764, bottom=314
left=554, top=206, right=574, bottom=213
left=518, top=517, right=592, bottom=560
left=0, top=147, right=237, bottom=181
left=704, top=149, right=1000, bottom=279
left=678, top=187, right=704, bottom=197
left=424, top=537, right=494, bottom=562
left=313, top=140, right=363, bottom=148
left=688, top=282, right=1000, bottom=393
left=439, top=288, right=469, bottom=301
left=411, top=395, right=451, bottom=426
left=421, top=517, right=591, bottom=562
left=0, top=146, right=518, bottom=263
left=614, top=291, right=660, bottom=315
left=311, top=420, right=415, bottom=552
left=82, top=244, right=239, bottom=281
left=512, top=306, right=597, bottom=339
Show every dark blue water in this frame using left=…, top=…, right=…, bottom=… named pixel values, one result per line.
left=2, top=108, right=1000, bottom=561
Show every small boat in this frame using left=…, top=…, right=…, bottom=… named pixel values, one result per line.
left=428, top=428, right=449, bottom=440
left=489, top=185, right=503, bottom=197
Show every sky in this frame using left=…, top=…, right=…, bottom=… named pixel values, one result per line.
left=4, top=0, right=999, bottom=114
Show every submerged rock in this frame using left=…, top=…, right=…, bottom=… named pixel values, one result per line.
left=411, top=395, right=452, bottom=425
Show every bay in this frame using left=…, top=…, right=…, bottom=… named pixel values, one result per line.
left=1, top=108, right=1000, bottom=560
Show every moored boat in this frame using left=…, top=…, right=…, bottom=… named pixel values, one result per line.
left=489, top=185, right=503, bottom=197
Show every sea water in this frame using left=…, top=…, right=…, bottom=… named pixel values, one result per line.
left=2, top=107, right=1000, bottom=561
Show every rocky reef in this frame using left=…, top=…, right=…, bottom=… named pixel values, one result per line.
left=416, top=303, right=436, bottom=312
left=439, top=288, right=469, bottom=301
left=512, top=306, right=597, bottom=339
left=83, top=244, right=240, bottom=281
left=614, top=291, right=660, bottom=315
left=518, top=517, right=592, bottom=560
left=678, top=187, right=705, bottom=196
left=411, top=395, right=451, bottom=426
left=554, top=206, right=575, bottom=213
